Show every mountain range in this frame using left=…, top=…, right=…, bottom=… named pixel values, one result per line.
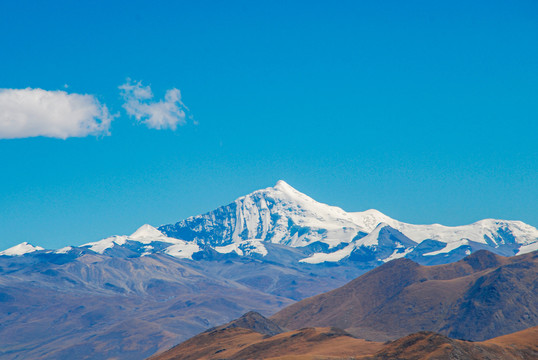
left=1, top=181, right=537, bottom=359
left=149, top=250, right=538, bottom=360
left=4, top=181, right=538, bottom=265
left=271, top=249, right=538, bottom=341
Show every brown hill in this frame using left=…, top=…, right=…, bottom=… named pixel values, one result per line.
left=270, top=250, right=538, bottom=341
left=148, top=316, right=538, bottom=360
left=206, top=311, right=285, bottom=337
left=148, top=326, right=384, bottom=360
left=370, top=326, right=538, bottom=360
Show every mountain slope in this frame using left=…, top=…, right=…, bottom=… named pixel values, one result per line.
left=0, top=252, right=293, bottom=360
left=148, top=312, right=538, bottom=360
left=0, top=246, right=373, bottom=360
left=148, top=326, right=384, bottom=360
left=206, top=311, right=285, bottom=337
left=158, top=180, right=538, bottom=263
left=271, top=250, right=538, bottom=341
left=371, top=326, right=538, bottom=360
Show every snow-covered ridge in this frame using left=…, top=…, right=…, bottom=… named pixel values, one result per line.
left=215, top=239, right=268, bottom=257
left=1, top=180, right=537, bottom=264
left=362, top=215, right=538, bottom=247
left=82, top=224, right=200, bottom=259
left=161, top=180, right=538, bottom=250
left=299, top=223, right=417, bottom=264
left=0, top=242, right=44, bottom=256
left=160, top=180, right=388, bottom=249
left=157, top=180, right=538, bottom=264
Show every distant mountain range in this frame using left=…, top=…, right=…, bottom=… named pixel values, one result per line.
left=1, top=181, right=537, bottom=360
left=3, top=180, right=537, bottom=265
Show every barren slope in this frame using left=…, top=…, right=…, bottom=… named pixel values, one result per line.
left=149, top=326, right=384, bottom=360
left=148, top=315, right=538, bottom=360
left=271, top=250, right=538, bottom=341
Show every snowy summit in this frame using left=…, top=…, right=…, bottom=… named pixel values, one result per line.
left=0, top=242, right=44, bottom=256
left=1, top=181, right=537, bottom=265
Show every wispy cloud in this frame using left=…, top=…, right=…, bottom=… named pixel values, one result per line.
left=119, top=79, right=189, bottom=130
left=0, top=88, right=113, bottom=139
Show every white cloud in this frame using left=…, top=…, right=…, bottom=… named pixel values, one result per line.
left=0, top=88, right=113, bottom=139
left=119, top=79, right=189, bottom=130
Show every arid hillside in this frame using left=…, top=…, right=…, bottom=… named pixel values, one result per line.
left=271, top=250, right=538, bottom=341
left=148, top=313, right=538, bottom=360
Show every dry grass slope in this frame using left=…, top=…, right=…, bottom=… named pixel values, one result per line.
left=149, top=326, right=538, bottom=360
left=271, top=250, right=538, bottom=341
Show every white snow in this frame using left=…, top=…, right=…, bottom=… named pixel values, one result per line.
left=129, top=224, right=167, bottom=243
left=354, top=222, right=388, bottom=247
left=516, top=241, right=538, bottom=255
left=226, top=180, right=380, bottom=249
left=177, top=180, right=538, bottom=264
left=80, top=224, right=202, bottom=259
left=82, top=224, right=192, bottom=254
left=422, top=239, right=470, bottom=256
left=215, top=239, right=268, bottom=257
left=299, top=223, right=410, bottom=264
left=299, top=243, right=355, bottom=264
left=164, top=242, right=200, bottom=259
left=382, top=248, right=413, bottom=263
left=55, top=246, right=73, bottom=254
left=220, top=181, right=538, bottom=252
left=215, top=243, right=242, bottom=256
left=0, top=242, right=44, bottom=256
left=353, top=215, right=538, bottom=247
left=22, top=180, right=537, bottom=264
left=83, top=235, right=128, bottom=253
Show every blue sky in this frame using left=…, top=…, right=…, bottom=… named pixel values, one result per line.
left=0, top=0, right=537, bottom=249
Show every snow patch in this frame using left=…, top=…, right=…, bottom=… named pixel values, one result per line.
left=164, top=241, right=200, bottom=259
left=383, top=248, right=414, bottom=263
left=215, top=239, right=268, bottom=257
left=83, top=235, right=128, bottom=254
left=516, top=241, right=538, bottom=255
left=129, top=224, right=165, bottom=242
left=299, top=243, right=355, bottom=264
left=55, top=246, right=73, bottom=254
left=0, top=242, right=44, bottom=256
left=422, top=239, right=470, bottom=256
left=82, top=224, right=191, bottom=254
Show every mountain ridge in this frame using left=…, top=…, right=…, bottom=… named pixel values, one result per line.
left=148, top=312, right=538, bottom=360
left=270, top=249, right=538, bottom=341
left=3, top=180, right=537, bottom=267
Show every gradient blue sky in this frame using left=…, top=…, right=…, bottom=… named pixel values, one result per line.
left=1, top=0, right=537, bottom=250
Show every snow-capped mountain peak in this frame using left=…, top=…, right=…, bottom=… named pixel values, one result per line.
left=0, top=242, right=44, bottom=256
left=161, top=180, right=377, bottom=249
left=2, top=181, right=537, bottom=265
left=356, top=222, right=391, bottom=247
left=274, top=179, right=295, bottom=192
left=159, top=181, right=538, bottom=263
left=130, top=224, right=166, bottom=241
